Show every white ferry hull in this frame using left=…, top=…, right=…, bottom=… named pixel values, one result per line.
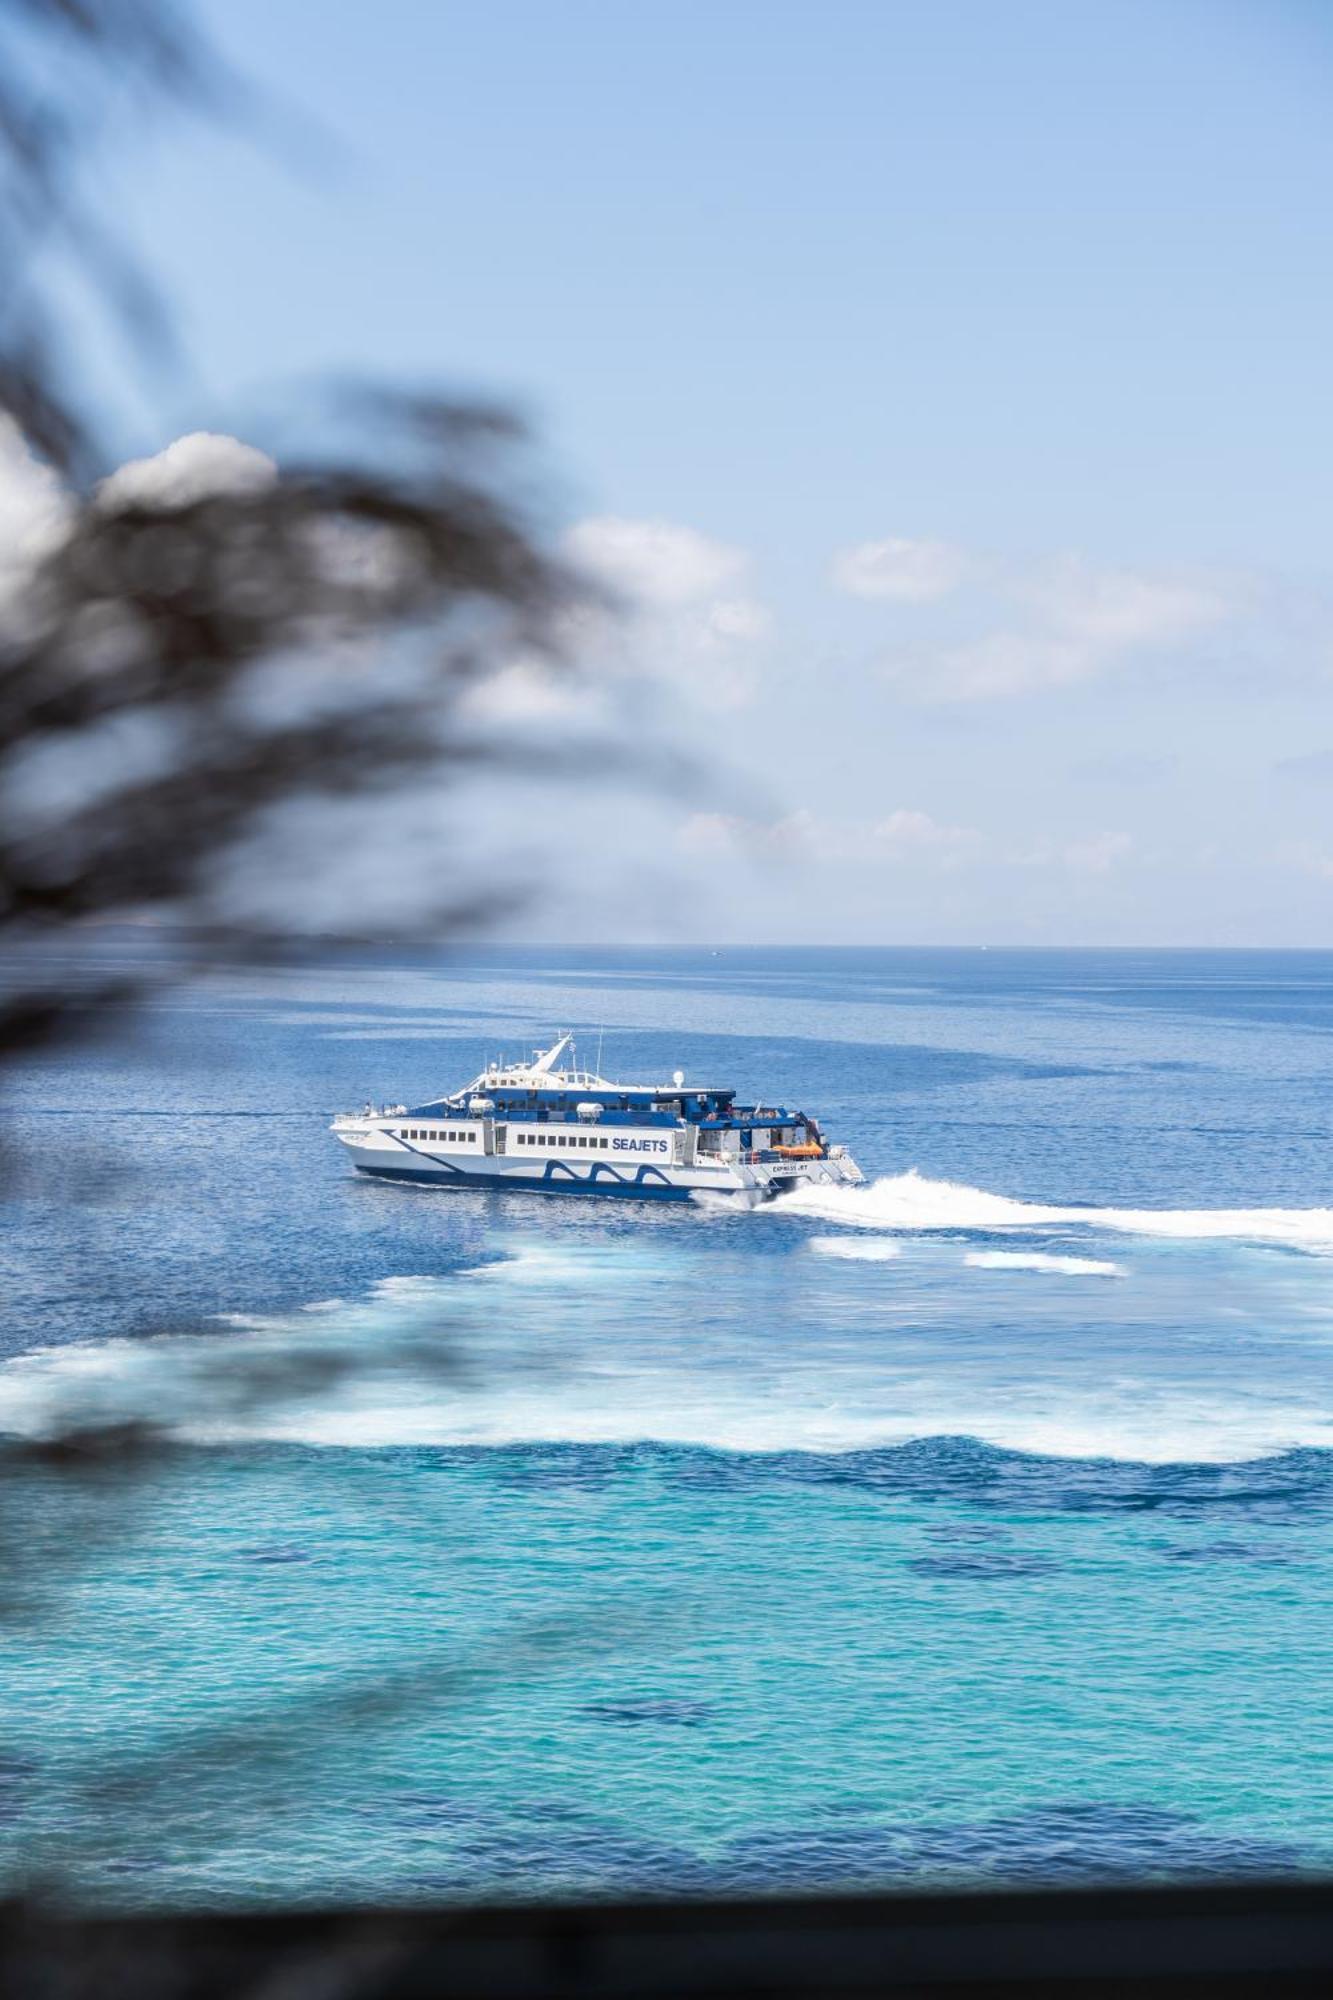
left=332, top=1125, right=862, bottom=1203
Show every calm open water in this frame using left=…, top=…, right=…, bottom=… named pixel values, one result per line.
left=3, top=945, right=1333, bottom=1905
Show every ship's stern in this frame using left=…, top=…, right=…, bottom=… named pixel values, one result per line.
left=753, top=1146, right=864, bottom=1200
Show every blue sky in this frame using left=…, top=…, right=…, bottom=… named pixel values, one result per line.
left=94, top=1, right=1333, bottom=941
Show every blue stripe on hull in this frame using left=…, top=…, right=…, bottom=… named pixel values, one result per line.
left=355, top=1164, right=708, bottom=1202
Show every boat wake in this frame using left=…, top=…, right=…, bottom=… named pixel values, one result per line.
left=808, top=1236, right=902, bottom=1261
left=964, top=1251, right=1124, bottom=1278
left=772, top=1169, right=1333, bottom=1252
left=0, top=1224, right=1331, bottom=1463
left=5, top=1166, right=1333, bottom=1466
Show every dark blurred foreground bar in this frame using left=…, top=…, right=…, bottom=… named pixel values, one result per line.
left=5, top=1879, right=1333, bottom=1997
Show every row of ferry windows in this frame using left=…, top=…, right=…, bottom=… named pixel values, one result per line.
left=397, top=1128, right=613, bottom=1149
left=516, top=1132, right=610, bottom=1149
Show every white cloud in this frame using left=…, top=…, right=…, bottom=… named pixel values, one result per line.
left=1010, top=830, right=1134, bottom=872
left=680, top=595, right=770, bottom=707
left=565, top=514, right=771, bottom=712
left=676, top=811, right=749, bottom=857
left=864, top=543, right=1235, bottom=702
left=566, top=516, right=744, bottom=607
left=882, top=631, right=1087, bottom=700
left=870, top=808, right=977, bottom=856
left=457, top=657, right=586, bottom=726
left=831, top=536, right=966, bottom=602
left=96, top=432, right=277, bottom=512
left=1018, top=556, right=1229, bottom=651
left=677, top=806, right=978, bottom=866
left=831, top=809, right=976, bottom=864
left=0, top=417, right=73, bottom=623
left=0, top=429, right=278, bottom=624
left=700, top=596, right=771, bottom=645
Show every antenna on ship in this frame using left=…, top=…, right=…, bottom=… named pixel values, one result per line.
left=595, top=1024, right=604, bottom=1077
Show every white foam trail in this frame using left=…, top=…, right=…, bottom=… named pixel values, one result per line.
left=809, top=1236, right=902, bottom=1262
left=965, top=1251, right=1124, bottom=1277
left=775, top=1169, right=1333, bottom=1252
left=0, top=1312, right=1323, bottom=1463
left=2, top=1243, right=1331, bottom=1465
left=689, top=1190, right=757, bottom=1216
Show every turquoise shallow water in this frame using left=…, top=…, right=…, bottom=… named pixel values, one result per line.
left=3, top=946, right=1333, bottom=1904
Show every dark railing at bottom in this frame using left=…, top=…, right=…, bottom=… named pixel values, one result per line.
left=4, top=1878, right=1333, bottom=1997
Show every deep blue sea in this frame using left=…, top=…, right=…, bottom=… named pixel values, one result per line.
left=4, top=945, right=1333, bottom=1907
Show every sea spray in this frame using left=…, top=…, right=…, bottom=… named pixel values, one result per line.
left=965, top=1252, right=1125, bottom=1277
left=773, top=1168, right=1333, bottom=1252
left=808, top=1236, right=903, bottom=1261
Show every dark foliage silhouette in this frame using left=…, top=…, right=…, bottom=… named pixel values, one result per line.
left=0, top=0, right=601, bottom=1061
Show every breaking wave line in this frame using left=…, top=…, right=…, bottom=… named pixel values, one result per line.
left=965, top=1251, right=1124, bottom=1278
left=774, top=1169, right=1333, bottom=1252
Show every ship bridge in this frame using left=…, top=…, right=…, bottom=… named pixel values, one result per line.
left=401, top=1033, right=809, bottom=1132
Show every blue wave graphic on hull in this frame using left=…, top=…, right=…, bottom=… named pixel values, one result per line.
left=358, top=1156, right=695, bottom=1199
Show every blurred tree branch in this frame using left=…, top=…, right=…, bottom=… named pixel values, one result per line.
left=0, top=0, right=606, bottom=1061
left=0, top=0, right=222, bottom=478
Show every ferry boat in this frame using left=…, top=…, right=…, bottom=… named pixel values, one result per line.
left=330, top=1034, right=864, bottom=1203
